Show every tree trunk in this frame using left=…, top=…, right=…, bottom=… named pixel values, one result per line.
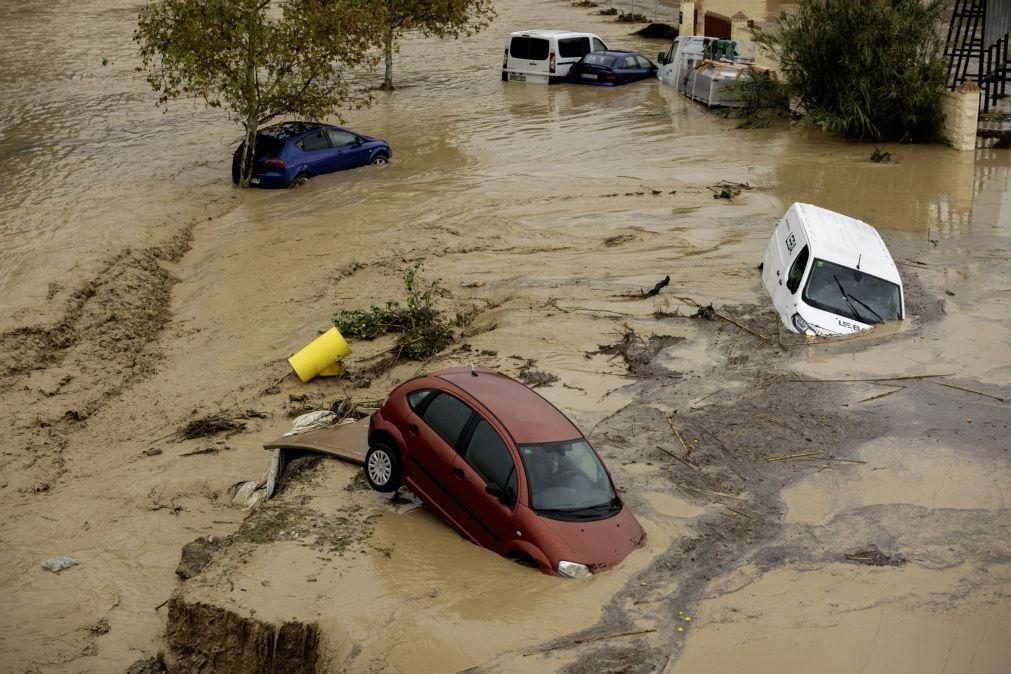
left=381, top=26, right=394, bottom=90
left=240, top=111, right=258, bottom=188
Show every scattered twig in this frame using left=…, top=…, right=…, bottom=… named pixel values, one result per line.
left=931, top=380, right=1006, bottom=403
left=180, top=447, right=218, bottom=457
left=655, top=445, right=698, bottom=470
left=664, top=413, right=693, bottom=457
left=680, top=485, right=750, bottom=502
left=523, top=629, right=657, bottom=656
left=787, top=374, right=953, bottom=383
left=750, top=412, right=795, bottom=431
left=154, top=599, right=169, bottom=611
left=766, top=450, right=823, bottom=462
left=545, top=298, right=636, bottom=317
left=854, top=386, right=905, bottom=404
left=674, top=296, right=770, bottom=343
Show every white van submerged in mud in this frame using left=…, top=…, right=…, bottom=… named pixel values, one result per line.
left=502, top=30, right=609, bottom=84
left=762, top=203, right=904, bottom=336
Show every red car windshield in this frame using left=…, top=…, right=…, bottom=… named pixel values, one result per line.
left=517, top=440, right=618, bottom=517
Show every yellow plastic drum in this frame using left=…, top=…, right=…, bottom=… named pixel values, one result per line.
left=288, top=327, right=351, bottom=383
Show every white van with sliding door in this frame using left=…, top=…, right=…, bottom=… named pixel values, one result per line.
left=503, top=30, right=609, bottom=84
left=762, top=203, right=904, bottom=337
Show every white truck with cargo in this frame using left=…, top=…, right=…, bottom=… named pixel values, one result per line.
left=502, top=30, right=609, bottom=84
left=762, top=203, right=904, bottom=337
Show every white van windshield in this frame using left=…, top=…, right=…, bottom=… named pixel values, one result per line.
left=803, top=259, right=901, bottom=324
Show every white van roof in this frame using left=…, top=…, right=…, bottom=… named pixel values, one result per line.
left=508, top=30, right=599, bottom=39
left=788, top=203, right=902, bottom=286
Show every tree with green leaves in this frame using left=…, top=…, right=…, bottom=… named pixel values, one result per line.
left=135, top=0, right=378, bottom=187
left=370, top=0, right=495, bottom=90
left=754, top=0, right=948, bottom=142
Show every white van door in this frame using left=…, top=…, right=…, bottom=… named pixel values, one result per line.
left=507, top=35, right=552, bottom=82
left=767, top=218, right=810, bottom=320
left=555, top=36, right=606, bottom=76
left=658, top=40, right=680, bottom=86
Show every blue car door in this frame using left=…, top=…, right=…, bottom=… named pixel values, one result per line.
left=326, top=128, right=369, bottom=170
left=298, top=129, right=336, bottom=174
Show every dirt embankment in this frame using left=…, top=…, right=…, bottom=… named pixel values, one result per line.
left=0, top=223, right=195, bottom=493
left=165, top=597, right=321, bottom=673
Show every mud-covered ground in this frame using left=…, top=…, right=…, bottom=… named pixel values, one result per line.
left=2, top=0, right=1010, bottom=672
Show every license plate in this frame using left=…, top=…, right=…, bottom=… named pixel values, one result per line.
left=508, top=72, right=526, bottom=81
left=581, top=73, right=597, bottom=80
left=250, top=178, right=261, bottom=184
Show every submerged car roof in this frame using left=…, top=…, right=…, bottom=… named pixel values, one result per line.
left=260, top=122, right=323, bottom=140
left=434, top=368, right=581, bottom=445
left=509, top=30, right=599, bottom=38
left=788, top=203, right=902, bottom=286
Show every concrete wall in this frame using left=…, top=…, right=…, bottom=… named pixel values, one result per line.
left=940, top=82, right=981, bottom=151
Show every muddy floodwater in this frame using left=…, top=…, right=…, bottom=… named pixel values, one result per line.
left=1, top=0, right=1009, bottom=672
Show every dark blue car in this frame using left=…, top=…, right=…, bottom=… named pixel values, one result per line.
left=564, top=50, right=657, bottom=86
left=232, top=122, right=392, bottom=188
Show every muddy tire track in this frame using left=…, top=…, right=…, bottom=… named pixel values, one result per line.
left=0, top=223, right=195, bottom=490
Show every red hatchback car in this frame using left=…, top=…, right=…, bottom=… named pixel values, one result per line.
left=365, top=368, right=646, bottom=577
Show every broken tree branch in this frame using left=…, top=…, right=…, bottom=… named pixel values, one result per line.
left=766, top=450, right=823, bottom=462
left=930, top=380, right=1007, bottom=403
left=674, top=296, right=769, bottom=343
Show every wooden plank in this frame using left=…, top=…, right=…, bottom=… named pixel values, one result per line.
left=263, top=418, right=369, bottom=465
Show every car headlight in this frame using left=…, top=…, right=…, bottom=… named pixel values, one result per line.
left=791, top=313, right=816, bottom=336
left=557, top=561, right=592, bottom=579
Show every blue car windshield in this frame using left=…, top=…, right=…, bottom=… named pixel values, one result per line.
left=803, top=258, right=902, bottom=324
left=518, top=439, right=617, bottom=513
left=583, top=53, right=617, bottom=67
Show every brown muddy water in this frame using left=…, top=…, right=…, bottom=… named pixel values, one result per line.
left=1, top=0, right=1009, bottom=672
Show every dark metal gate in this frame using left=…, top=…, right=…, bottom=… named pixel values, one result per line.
left=945, top=0, right=1011, bottom=113
left=704, top=11, right=732, bottom=39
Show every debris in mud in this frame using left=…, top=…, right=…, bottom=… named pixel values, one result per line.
left=276, top=454, right=324, bottom=492
left=692, top=304, right=716, bottom=320
left=517, top=359, right=560, bottom=388
left=844, top=545, right=906, bottom=567
left=126, top=656, right=166, bottom=674
left=708, top=181, right=752, bottom=200
left=31, top=482, right=50, bottom=493
left=572, top=0, right=598, bottom=7
left=636, top=23, right=678, bottom=40
left=640, top=275, right=671, bottom=298
left=41, top=555, right=79, bottom=572
left=263, top=386, right=281, bottom=395
left=593, top=326, right=681, bottom=376
left=176, top=413, right=246, bottom=440
left=143, top=447, right=163, bottom=457
left=87, top=618, right=110, bottom=636
left=870, top=147, right=893, bottom=163
left=176, top=536, right=223, bottom=579
left=603, top=233, right=637, bottom=247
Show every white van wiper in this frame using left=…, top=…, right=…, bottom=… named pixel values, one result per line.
left=833, top=275, right=868, bottom=324
left=848, top=293, right=885, bottom=324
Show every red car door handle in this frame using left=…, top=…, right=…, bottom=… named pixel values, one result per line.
left=409, top=424, right=420, bottom=436
left=452, top=467, right=465, bottom=479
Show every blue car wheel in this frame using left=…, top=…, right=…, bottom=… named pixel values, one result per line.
left=291, top=172, right=311, bottom=187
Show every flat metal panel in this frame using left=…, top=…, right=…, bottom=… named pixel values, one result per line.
left=985, top=0, right=1011, bottom=48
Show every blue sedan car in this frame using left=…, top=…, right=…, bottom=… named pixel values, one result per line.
left=231, top=122, right=392, bottom=188
left=564, top=50, right=657, bottom=86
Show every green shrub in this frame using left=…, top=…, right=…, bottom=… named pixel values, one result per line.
left=755, top=0, right=948, bottom=142
left=334, top=264, right=454, bottom=361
